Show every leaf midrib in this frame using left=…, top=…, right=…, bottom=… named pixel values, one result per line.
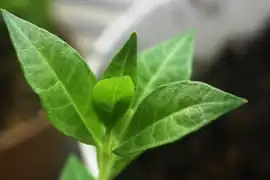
left=122, top=100, right=236, bottom=149
left=110, top=81, right=120, bottom=109
left=135, top=38, right=187, bottom=108
left=120, top=42, right=132, bottom=77
left=7, top=16, right=93, bottom=140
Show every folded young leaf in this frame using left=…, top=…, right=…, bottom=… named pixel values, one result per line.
left=2, top=10, right=103, bottom=145
left=134, top=32, right=195, bottom=107
left=60, top=154, right=94, bottom=180
left=114, top=81, right=247, bottom=155
left=92, top=76, right=134, bottom=129
left=103, top=33, right=137, bottom=85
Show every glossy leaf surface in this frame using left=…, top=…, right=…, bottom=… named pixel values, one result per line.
left=103, top=33, right=137, bottom=85
left=115, top=81, right=247, bottom=155
left=2, top=10, right=103, bottom=145
left=134, top=32, right=195, bottom=107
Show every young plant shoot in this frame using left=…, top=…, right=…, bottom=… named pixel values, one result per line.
left=1, top=9, right=247, bottom=180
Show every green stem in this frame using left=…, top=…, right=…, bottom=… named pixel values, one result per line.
left=98, top=109, right=135, bottom=180
left=98, top=132, right=114, bottom=180
left=98, top=151, right=112, bottom=180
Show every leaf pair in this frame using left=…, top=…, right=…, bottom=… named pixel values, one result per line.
left=98, top=26, right=246, bottom=174
left=109, top=31, right=246, bottom=156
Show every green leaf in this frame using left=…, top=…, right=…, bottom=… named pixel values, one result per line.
left=60, top=154, right=94, bottom=180
left=134, top=32, right=195, bottom=108
left=109, top=153, right=139, bottom=179
left=109, top=33, right=195, bottom=173
left=92, top=76, right=134, bottom=129
left=111, top=108, right=134, bottom=144
left=111, top=33, right=196, bottom=164
left=114, top=81, right=247, bottom=155
left=2, top=10, right=103, bottom=145
left=103, top=32, right=137, bottom=85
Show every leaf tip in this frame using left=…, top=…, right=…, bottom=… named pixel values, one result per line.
left=130, top=31, right=137, bottom=37
left=242, top=98, right=248, bottom=104
left=1, top=8, right=9, bottom=19
left=185, top=30, right=196, bottom=42
left=188, top=29, right=196, bottom=36
left=1, top=9, right=18, bottom=25
left=227, top=96, right=248, bottom=112
left=112, top=148, right=125, bottom=157
left=234, top=95, right=248, bottom=106
left=129, top=31, right=138, bottom=43
left=112, top=143, right=138, bottom=158
left=0, top=8, right=7, bottom=14
left=67, top=153, right=78, bottom=160
left=62, top=153, right=79, bottom=169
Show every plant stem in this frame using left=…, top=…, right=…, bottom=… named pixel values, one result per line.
left=98, top=132, right=114, bottom=180
left=98, top=151, right=112, bottom=180
left=98, top=110, right=135, bottom=180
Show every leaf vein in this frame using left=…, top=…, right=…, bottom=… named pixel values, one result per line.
left=8, top=18, right=91, bottom=136
left=135, top=39, right=187, bottom=107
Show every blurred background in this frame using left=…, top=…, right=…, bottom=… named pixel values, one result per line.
left=1, top=0, right=270, bottom=179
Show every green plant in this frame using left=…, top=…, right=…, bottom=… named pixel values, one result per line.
left=1, top=9, right=247, bottom=180
left=60, top=154, right=95, bottom=180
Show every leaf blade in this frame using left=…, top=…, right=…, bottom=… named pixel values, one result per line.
left=2, top=10, right=103, bottom=145
left=114, top=81, right=247, bottom=155
left=60, top=154, right=94, bottom=180
left=134, top=32, right=195, bottom=107
left=103, top=32, right=137, bottom=85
